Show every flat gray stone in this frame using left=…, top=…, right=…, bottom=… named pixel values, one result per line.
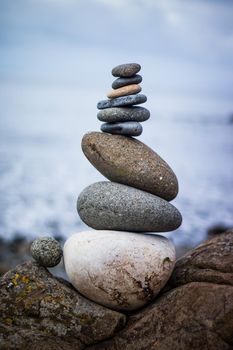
left=97, top=94, right=147, bottom=109
left=81, top=132, right=179, bottom=201
left=112, top=63, right=141, bottom=77
left=112, top=75, right=142, bottom=89
left=101, top=122, right=142, bottom=136
left=97, top=107, right=150, bottom=123
left=77, top=181, right=182, bottom=232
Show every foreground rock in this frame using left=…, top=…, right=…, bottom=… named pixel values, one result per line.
left=87, top=230, right=233, bottom=350
left=169, top=229, right=233, bottom=287
left=88, top=282, right=233, bottom=350
left=81, top=132, right=179, bottom=201
left=1, top=231, right=232, bottom=350
left=77, top=182, right=182, bottom=232
left=0, top=261, right=126, bottom=350
left=64, top=231, right=175, bottom=311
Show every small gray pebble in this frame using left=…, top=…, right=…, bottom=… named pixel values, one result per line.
left=97, top=107, right=150, bottom=123
left=30, top=237, right=63, bottom=267
left=112, top=63, right=141, bottom=77
left=97, top=94, right=147, bottom=109
left=101, top=121, right=143, bottom=136
left=112, top=75, right=142, bottom=89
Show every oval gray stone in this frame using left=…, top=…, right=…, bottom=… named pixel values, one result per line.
left=112, top=63, right=141, bottom=77
left=101, top=122, right=142, bottom=136
left=81, top=132, right=179, bottom=201
left=97, top=107, right=150, bottom=123
left=97, top=94, right=147, bottom=109
left=112, top=75, right=142, bottom=89
left=77, top=182, right=182, bottom=232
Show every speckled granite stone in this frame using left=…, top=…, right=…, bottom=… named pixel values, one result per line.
left=30, top=237, right=63, bottom=267
left=112, top=75, right=142, bottom=89
left=97, top=107, right=150, bottom=123
left=81, top=132, right=179, bottom=201
left=101, top=121, right=142, bottom=136
left=112, top=63, right=141, bottom=77
left=107, top=84, right=141, bottom=99
left=97, top=94, right=147, bottom=109
left=77, top=182, right=182, bottom=232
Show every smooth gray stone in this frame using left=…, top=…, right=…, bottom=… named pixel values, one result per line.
left=101, top=122, right=142, bottom=136
left=112, top=75, right=142, bottom=89
left=97, top=107, right=150, bottom=123
left=97, top=94, right=147, bottom=109
left=112, top=63, right=141, bottom=77
left=77, top=182, right=182, bottom=232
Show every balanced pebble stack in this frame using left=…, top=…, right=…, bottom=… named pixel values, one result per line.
left=97, top=63, right=148, bottom=137
left=64, top=63, right=182, bottom=312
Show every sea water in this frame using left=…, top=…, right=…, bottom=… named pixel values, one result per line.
left=0, top=81, right=233, bottom=247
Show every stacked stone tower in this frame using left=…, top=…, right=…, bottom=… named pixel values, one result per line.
left=63, top=63, right=182, bottom=311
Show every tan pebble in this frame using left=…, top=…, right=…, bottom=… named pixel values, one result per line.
left=107, top=84, right=141, bottom=99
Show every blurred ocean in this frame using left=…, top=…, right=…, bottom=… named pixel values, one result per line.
left=0, top=77, right=233, bottom=247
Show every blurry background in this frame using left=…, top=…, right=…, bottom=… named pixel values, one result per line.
left=0, top=0, right=233, bottom=266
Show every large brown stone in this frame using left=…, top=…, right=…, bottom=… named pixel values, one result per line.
left=81, top=132, right=179, bottom=201
left=88, top=282, right=233, bottom=350
left=1, top=232, right=233, bottom=350
left=87, top=231, right=233, bottom=350
left=0, top=261, right=126, bottom=350
left=169, top=229, right=233, bottom=287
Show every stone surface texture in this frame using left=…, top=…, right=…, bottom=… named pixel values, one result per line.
left=169, top=229, right=233, bottom=288
left=64, top=231, right=175, bottom=311
left=1, top=231, right=233, bottom=349
left=87, top=231, right=233, bottom=350
left=112, top=75, right=142, bottom=89
left=97, top=94, right=147, bottom=109
left=30, top=236, right=63, bottom=267
left=77, top=182, right=182, bottom=232
left=97, top=106, right=150, bottom=123
left=0, top=261, right=126, bottom=350
left=81, top=132, right=178, bottom=201
left=101, top=121, right=142, bottom=136
left=107, top=84, right=141, bottom=99
left=112, top=63, right=141, bottom=77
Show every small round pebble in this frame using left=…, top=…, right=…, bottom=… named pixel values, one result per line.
left=112, top=63, right=141, bottom=77
left=101, top=121, right=143, bottom=136
left=97, top=107, right=150, bottom=123
left=97, top=94, right=147, bottom=109
left=112, top=74, right=142, bottom=89
left=30, top=237, right=63, bottom=267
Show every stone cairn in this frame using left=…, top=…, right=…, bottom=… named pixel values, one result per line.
left=32, top=63, right=182, bottom=312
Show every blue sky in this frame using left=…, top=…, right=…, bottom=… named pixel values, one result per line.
left=0, top=0, right=233, bottom=112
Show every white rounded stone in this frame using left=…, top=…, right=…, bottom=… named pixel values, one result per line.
left=64, top=230, right=176, bottom=311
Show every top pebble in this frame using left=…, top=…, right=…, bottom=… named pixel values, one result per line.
left=112, top=63, right=141, bottom=78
